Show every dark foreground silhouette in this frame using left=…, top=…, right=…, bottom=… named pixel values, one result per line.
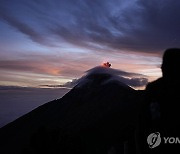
left=0, top=48, right=180, bottom=154
left=139, top=48, right=180, bottom=153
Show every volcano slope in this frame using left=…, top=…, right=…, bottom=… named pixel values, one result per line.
left=0, top=67, right=144, bottom=154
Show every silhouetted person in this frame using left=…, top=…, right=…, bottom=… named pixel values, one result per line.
left=139, top=48, right=180, bottom=154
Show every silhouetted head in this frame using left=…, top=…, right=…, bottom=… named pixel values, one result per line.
left=161, top=48, right=180, bottom=79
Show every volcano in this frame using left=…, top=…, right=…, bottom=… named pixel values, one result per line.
left=0, top=66, right=143, bottom=154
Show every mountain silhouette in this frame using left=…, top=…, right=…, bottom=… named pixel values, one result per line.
left=0, top=66, right=143, bottom=154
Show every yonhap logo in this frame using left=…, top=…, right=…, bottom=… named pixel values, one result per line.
left=147, top=132, right=161, bottom=148
left=147, top=132, right=180, bottom=148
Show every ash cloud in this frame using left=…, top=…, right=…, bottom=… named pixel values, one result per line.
left=41, top=66, right=148, bottom=88
left=61, top=66, right=148, bottom=88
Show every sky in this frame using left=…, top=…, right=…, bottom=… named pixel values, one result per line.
left=1, top=0, right=180, bottom=128
left=0, top=0, right=180, bottom=88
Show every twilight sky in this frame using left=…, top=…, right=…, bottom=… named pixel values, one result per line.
left=1, top=0, right=180, bottom=88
